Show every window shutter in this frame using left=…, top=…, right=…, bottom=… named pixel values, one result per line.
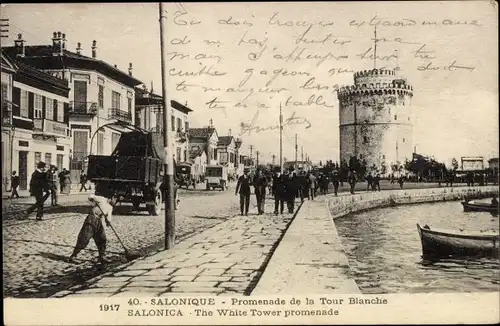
left=42, top=96, right=46, bottom=118
left=64, top=102, right=69, bottom=123
left=28, top=92, right=34, bottom=119
left=12, top=87, right=20, bottom=116
left=53, top=99, right=58, bottom=122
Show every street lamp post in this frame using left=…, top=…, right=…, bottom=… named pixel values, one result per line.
left=159, top=2, right=175, bottom=250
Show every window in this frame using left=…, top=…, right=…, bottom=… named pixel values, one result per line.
left=45, top=153, right=52, bottom=166
left=171, top=116, right=175, bottom=131
left=98, top=85, right=104, bottom=109
left=382, top=155, right=386, bottom=160
left=45, top=98, right=54, bottom=120
left=183, top=150, right=187, bottom=162
left=185, top=121, right=189, bottom=131
left=57, top=101, right=64, bottom=122
left=111, top=132, right=120, bottom=151
left=177, top=117, right=181, bottom=131
left=34, top=152, right=41, bottom=169
left=394, top=115, right=397, bottom=120
left=127, top=97, right=132, bottom=114
left=97, top=132, right=104, bottom=155
left=34, top=94, right=43, bottom=118
left=403, top=138, right=406, bottom=143
left=112, top=91, right=121, bottom=110
left=176, top=147, right=181, bottom=162
left=56, top=154, right=64, bottom=171
left=20, top=89, right=28, bottom=117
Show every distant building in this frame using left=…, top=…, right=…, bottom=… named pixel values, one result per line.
left=1, top=50, right=71, bottom=191
left=3, top=32, right=144, bottom=180
left=217, top=133, right=237, bottom=175
left=337, top=68, right=414, bottom=175
left=189, top=122, right=219, bottom=164
left=488, top=157, right=498, bottom=172
left=461, top=156, right=484, bottom=171
left=189, top=148, right=207, bottom=181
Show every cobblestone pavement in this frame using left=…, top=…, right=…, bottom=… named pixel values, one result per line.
left=52, top=198, right=300, bottom=298
left=3, top=183, right=276, bottom=298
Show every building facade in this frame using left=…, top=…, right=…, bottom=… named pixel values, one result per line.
left=4, top=32, right=144, bottom=180
left=1, top=51, right=71, bottom=191
left=216, top=135, right=237, bottom=174
left=188, top=125, right=219, bottom=164
left=337, top=68, right=414, bottom=174
left=135, top=87, right=192, bottom=163
left=1, top=52, right=18, bottom=192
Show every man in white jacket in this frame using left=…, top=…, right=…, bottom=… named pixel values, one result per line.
left=68, top=194, right=118, bottom=264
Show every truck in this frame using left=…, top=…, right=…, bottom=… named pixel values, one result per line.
left=86, top=127, right=176, bottom=216
left=205, top=165, right=228, bottom=191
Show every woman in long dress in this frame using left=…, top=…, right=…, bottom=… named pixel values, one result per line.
left=63, top=172, right=72, bottom=194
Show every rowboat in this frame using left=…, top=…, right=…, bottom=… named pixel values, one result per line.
left=416, top=223, right=499, bottom=258
left=461, top=200, right=499, bottom=214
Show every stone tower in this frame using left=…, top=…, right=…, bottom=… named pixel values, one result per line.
left=337, top=68, right=414, bottom=174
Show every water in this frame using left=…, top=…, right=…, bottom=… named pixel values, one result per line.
left=334, top=200, right=500, bottom=293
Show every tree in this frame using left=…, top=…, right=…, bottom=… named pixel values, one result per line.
left=451, top=158, right=459, bottom=171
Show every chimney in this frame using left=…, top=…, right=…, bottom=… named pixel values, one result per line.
left=114, top=64, right=117, bottom=68
left=91, top=40, right=97, bottom=58
left=14, top=33, right=25, bottom=57
left=51, top=31, right=64, bottom=56
left=209, top=118, right=213, bottom=128
left=228, top=129, right=232, bottom=137
left=62, top=33, right=66, bottom=50
left=76, top=42, right=82, bottom=55
left=128, top=63, right=133, bottom=76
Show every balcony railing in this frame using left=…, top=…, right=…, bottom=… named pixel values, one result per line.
left=33, top=118, right=68, bottom=137
left=149, top=127, right=188, bottom=140
left=69, top=101, right=98, bottom=115
left=108, top=108, right=132, bottom=123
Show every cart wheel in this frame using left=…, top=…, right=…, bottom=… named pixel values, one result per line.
left=147, top=189, right=162, bottom=216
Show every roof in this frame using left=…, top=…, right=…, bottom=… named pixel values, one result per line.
left=189, top=127, right=216, bottom=139
left=3, top=45, right=143, bottom=88
left=1, top=51, right=18, bottom=73
left=189, top=148, right=205, bottom=159
left=217, top=136, right=234, bottom=147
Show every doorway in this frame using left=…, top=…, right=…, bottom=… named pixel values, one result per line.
left=18, top=151, right=28, bottom=190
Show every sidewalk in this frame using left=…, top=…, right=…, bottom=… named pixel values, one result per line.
left=51, top=198, right=301, bottom=297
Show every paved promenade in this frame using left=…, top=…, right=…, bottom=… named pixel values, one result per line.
left=51, top=199, right=299, bottom=297
left=254, top=185, right=498, bottom=294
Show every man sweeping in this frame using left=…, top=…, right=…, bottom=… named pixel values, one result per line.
left=68, top=194, right=118, bottom=264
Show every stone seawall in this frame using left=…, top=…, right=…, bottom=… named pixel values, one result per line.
left=254, top=186, right=498, bottom=295
left=327, top=186, right=499, bottom=220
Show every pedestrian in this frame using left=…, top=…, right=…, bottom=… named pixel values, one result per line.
left=58, top=168, right=67, bottom=194
left=366, top=173, right=373, bottom=191
left=47, top=165, right=59, bottom=206
left=297, top=171, right=306, bottom=202
left=10, top=171, right=20, bottom=199
left=63, top=169, right=72, bottom=194
left=253, top=169, right=268, bottom=215
left=398, top=175, right=405, bottom=189
left=332, top=170, right=340, bottom=196
left=26, top=161, right=50, bottom=220
left=348, top=170, right=357, bottom=194
left=373, top=174, right=381, bottom=191
left=79, top=170, right=88, bottom=192
left=320, top=174, right=330, bottom=195
left=235, top=169, right=251, bottom=216
left=273, top=172, right=286, bottom=215
left=307, top=172, right=317, bottom=200
left=285, top=172, right=299, bottom=213
left=68, top=194, right=118, bottom=264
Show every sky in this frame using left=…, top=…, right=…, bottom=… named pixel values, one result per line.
left=2, top=2, right=498, bottom=166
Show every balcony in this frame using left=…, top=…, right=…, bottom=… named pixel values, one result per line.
left=33, top=118, right=68, bottom=137
left=108, top=108, right=132, bottom=123
left=69, top=101, right=98, bottom=116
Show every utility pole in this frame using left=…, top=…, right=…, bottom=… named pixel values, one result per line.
left=159, top=3, right=175, bottom=250
left=374, top=25, right=377, bottom=69
left=249, top=145, right=253, bottom=166
left=301, top=146, right=304, bottom=162
left=279, top=103, right=283, bottom=174
left=272, top=154, right=276, bottom=165
left=256, top=151, right=259, bottom=167
left=294, top=133, right=298, bottom=172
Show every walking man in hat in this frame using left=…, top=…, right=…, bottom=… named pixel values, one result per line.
left=235, top=169, right=251, bottom=215
left=26, top=161, right=50, bottom=220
